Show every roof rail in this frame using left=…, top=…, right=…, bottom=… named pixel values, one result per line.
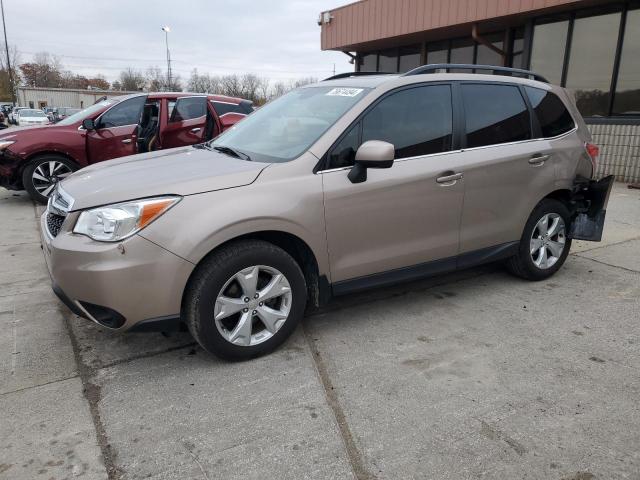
left=323, top=71, right=397, bottom=81
left=403, top=64, right=549, bottom=83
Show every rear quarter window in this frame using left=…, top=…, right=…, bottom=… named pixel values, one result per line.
left=525, top=86, right=575, bottom=138
left=212, top=100, right=252, bottom=117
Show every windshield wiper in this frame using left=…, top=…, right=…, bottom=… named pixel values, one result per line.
left=212, top=145, right=251, bottom=161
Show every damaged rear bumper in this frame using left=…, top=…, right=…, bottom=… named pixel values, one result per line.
left=570, top=175, right=615, bottom=241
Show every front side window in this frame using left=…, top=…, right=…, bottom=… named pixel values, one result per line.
left=362, top=85, right=452, bottom=159
left=98, top=96, right=146, bottom=128
left=462, top=84, right=531, bottom=148
left=525, top=87, right=575, bottom=138
left=211, top=86, right=369, bottom=163
left=170, top=97, right=207, bottom=122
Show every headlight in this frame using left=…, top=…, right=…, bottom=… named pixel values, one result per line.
left=0, top=140, right=15, bottom=150
left=73, top=196, right=181, bottom=242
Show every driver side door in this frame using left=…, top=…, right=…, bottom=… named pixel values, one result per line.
left=86, top=96, right=147, bottom=164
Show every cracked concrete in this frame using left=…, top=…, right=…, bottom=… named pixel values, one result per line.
left=1, top=183, right=639, bottom=480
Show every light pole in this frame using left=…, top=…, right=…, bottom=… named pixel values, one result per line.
left=162, top=26, right=171, bottom=91
left=0, top=0, right=16, bottom=105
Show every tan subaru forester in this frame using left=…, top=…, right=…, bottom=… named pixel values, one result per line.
left=42, top=65, right=613, bottom=360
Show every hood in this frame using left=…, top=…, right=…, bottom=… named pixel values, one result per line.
left=0, top=124, right=55, bottom=137
left=61, top=146, right=270, bottom=210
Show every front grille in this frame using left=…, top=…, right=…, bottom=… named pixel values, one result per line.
left=46, top=212, right=65, bottom=237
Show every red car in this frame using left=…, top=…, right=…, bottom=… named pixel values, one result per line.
left=0, top=92, right=253, bottom=203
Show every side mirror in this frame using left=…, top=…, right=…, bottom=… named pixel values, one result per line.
left=82, top=118, right=95, bottom=130
left=348, top=140, right=394, bottom=184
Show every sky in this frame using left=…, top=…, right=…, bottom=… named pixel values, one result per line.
left=4, top=0, right=352, bottom=84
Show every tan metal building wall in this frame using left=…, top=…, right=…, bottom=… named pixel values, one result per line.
left=321, top=0, right=596, bottom=51
left=17, top=87, right=138, bottom=109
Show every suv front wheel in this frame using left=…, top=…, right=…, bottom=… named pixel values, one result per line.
left=184, top=240, right=307, bottom=360
left=506, top=199, right=572, bottom=281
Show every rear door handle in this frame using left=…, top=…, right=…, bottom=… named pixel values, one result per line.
left=529, top=154, right=550, bottom=165
left=121, top=138, right=132, bottom=144
left=436, top=172, right=463, bottom=185
left=190, top=127, right=202, bottom=133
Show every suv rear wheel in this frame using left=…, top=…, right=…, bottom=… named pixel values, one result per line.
left=506, top=199, right=572, bottom=281
left=23, top=155, right=78, bottom=204
left=184, top=240, right=307, bottom=360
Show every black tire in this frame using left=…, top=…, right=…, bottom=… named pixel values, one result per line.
left=22, top=155, right=78, bottom=204
left=184, top=240, right=307, bottom=360
left=506, top=198, right=572, bottom=281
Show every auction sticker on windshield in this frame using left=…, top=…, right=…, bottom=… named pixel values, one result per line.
left=326, top=88, right=364, bottom=97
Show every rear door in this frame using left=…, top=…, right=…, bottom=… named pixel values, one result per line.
left=160, top=96, right=207, bottom=148
left=86, top=96, right=146, bottom=164
left=456, top=82, right=555, bottom=256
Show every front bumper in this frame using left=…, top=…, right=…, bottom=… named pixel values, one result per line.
left=40, top=211, right=195, bottom=331
left=0, top=149, right=25, bottom=190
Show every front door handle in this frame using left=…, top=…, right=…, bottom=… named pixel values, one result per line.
left=190, top=127, right=202, bottom=133
left=436, top=172, right=463, bottom=185
left=529, top=153, right=550, bottom=165
left=121, top=138, right=132, bottom=144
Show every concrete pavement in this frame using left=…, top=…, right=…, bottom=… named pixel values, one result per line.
left=1, top=184, right=639, bottom=479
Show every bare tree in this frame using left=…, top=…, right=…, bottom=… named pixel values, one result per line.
left=187, top=68, right=221, bottom=94
left=118, top=67, right=145, bottom=91
left=145, top=66, right=165, bottom=92
left=19, top=51, right=63, bottom=88
left=220, top=74, right=244, bottom=98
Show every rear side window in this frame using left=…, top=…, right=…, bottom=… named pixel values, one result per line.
left=461, top=84, right=531, bottom=148
left=362, top=84, right=453, bottom=159
left=99, top=96, right=146, bottom=128
left=212, top=100, right=252, bottom=116
left=170, top=97, right=207, bottom=122
left=525, top=87, right=575, bottom=138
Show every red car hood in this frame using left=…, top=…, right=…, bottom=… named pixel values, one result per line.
left=60, top=146, right=270, bottom=211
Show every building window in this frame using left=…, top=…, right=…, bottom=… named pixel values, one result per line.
left=565, top=11, right=621, bottom=117
left=426, top=41, right=448, bottom=64
left=449, top=38, right=474, bottom=68
left=399, top=45, right=421, bottom=73
left=475, top=32, right=504, bottom=67
left=378, top=49, right=398, bottom=72
left=511, top=28, right=525, bottom=69
left=613, top=8, right=640, bottom=115
left=530, top=19, right=569, bottom=85
left=359, top=52, right=377, bottom=72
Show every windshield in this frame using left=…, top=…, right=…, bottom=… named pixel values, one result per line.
left=57, top=99, right=117, bottom=126
left=210, top=86, right=370, bottom=163
left=20, top=109, right=46, bottom=117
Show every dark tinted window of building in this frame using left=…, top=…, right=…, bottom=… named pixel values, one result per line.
left=475, top=32, right=504, bottom=68
left=525, top=87, right=575, bottom=138
left=399, top=45, right=421, bottom=73
left=530, top=20, right=568, bottom=85
left=362, top=85, right=452, bottom=159
left=170, top=97, right=207, bottom=122
left=511, top=28, right=525, bottom=69
left=426, top=41, right=448, bottom=64
left=449, top=38, right=474, bottom=71
left=329, top=123, right=359, bottom=169
left=378, top=49, right=398, bottom=72
left=565, top=12, right=621, bottom=117
left=359, top=52, right=377, bottom=71
left=99, top=96, right=146, bottom=128
left=462, top=84, right=531, bottom=148
left=613, top=8, right=640, bottom=114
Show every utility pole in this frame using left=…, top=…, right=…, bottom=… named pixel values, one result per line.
left=162, top=26, right=172, bottom=90
left=0, top=0, right=16, bottom=105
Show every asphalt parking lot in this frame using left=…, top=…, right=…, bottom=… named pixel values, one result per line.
left=1, top=184, right=639, bottom=480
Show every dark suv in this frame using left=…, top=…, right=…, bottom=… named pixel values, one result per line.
left=0, top=92, right=253, bottom=203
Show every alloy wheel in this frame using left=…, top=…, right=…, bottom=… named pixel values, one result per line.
left=214, top=265, right=292, bottom=346
left=530, top=213, right=566, bottom=269
left=32, top=161, right=73, bottom=197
